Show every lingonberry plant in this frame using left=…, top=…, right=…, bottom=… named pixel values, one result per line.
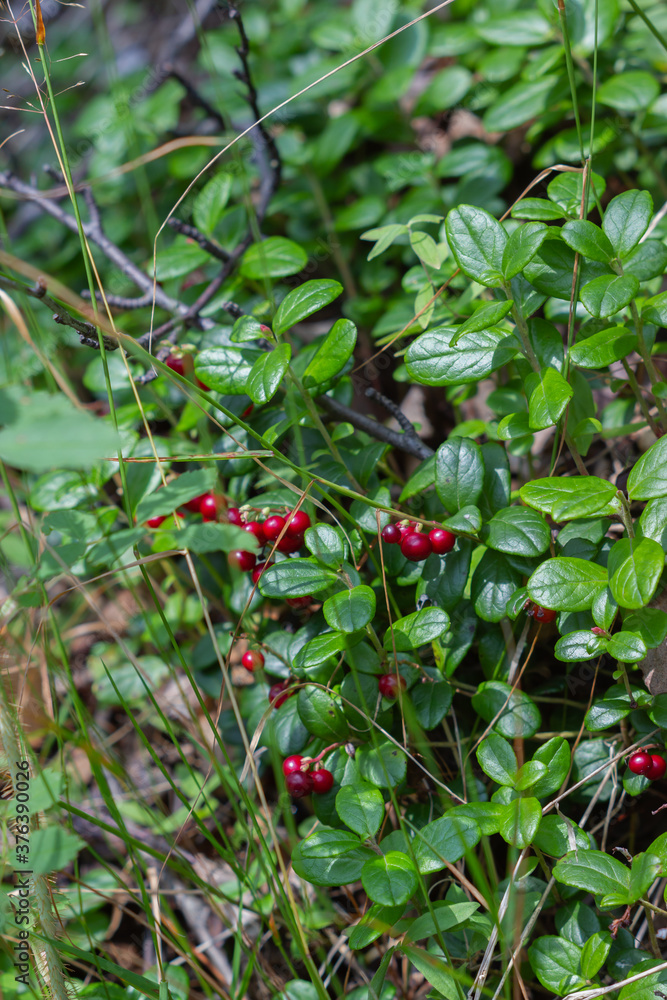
left=4, top=0, right=667, bottom=997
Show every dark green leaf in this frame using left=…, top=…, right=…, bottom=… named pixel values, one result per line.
left=527, top=367, right=573, bottom=430
left=362, top=853, right=419, bottom=906
left=527, top=557, right=608, bottom=611
left=628, top=435, right=667, bottom=500
left=608, top=537, right=664, bottom=609
left=297, top=687, right=349, bottom=741
left=570, top=324, right=637, bottom=366
left=561, top=220, right=615, bottom=263
left=553, top=850, right=630, bottom=903
left=384, top=608, right=450, bottom=651
left=336, top=782, right=385, bottom=838
left=499, top=797, right=542, bottom=848
left=303, top=319, right=357, bottom=388
left=528, top=937, right=586, bottom=996
left=436, top=437, right=484, bottom=512
left=240, top=237, right=308, bottom=279
left=258, top=559, right=336, bottom=598
left=471, top=680, right=541, bottom=738
left=476, top=733, right=517, bottom=786
left=413, top=814, right=481, bottom=873
left=273, top=280, right=343, bottom=336
left=483, top=76, right=561, bottom=132
left=324, top=585, right=376, bottom=633
left=246, top=344, right=291, bottom=404
left=357, top=741, right=407, bottom=788
left=597, top=71, right=660, bottom=112
left=502, top=223, right=549, bottom=280
left=406, top=326, right=517, bottom=386
left=471, top=549, right=521, bottom=622
left=520, top=476, right=620, bottom=520
left=485, top=506, right=551, bottom=557
left=195, top=347, right=253, bottom=395
left=555, top=629, right=607, bottom=662
left=530, top=738, right=571, bottom=797
left=444, top=205, right=507, bottom=287
left=292, top=829, right=375, bottom=886
left=602, top=190, right=653, bottom=256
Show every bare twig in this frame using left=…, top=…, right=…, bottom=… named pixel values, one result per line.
left=168, top=218, right=230, bottom=262
left=319, top=394, right=435, bottom=461
left=0, top=274, right=118, bottom=350
left=365, top=386, right=431, bottom=455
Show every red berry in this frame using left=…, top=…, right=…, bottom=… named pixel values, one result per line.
left=286, top=510, right=311, bottom=536
left=311, top=768, right=334, bottom=794
left=286, top=596, right=312, bottom=609
left=628, top=751, right=653, bottom=776
left=183, top=494, right=206, bottom=513
left=241, top=403, right=254, bottom=419
left=646, top=755, right=667, bottom=780
left=591, top=626, right=606, bottom=636
left=382, top=524, right=402, bottom=544
left=379, top=673, right=407, bottom=699
left=400, top=532, right=432, bottom=562
left=146, top=515, right=167, bottom=528
left=230, top=550, right=256, bottom=572
left=532, top=605, right=557, bottom=624
left=277, top=533, right=303, bottom=553
left=242, top=650, right=264, bottom=672
left=251, top=560, right=274, bottom=585
left=227, top=507, right=244, bottom=526
left=243, top=521, right=266, bottom=546
left=286, top=771, right=313, bottom=798
left=269, top=681, right=292, bottom=708
left=429, top=527, right=456, bottom=555
left=199, top=495, right=219, bottom=522
left=166, top=354, right=186, bottom=376
left=196, top=377, right=210, bottom=391
left=399, top=521, right=418, bottom=538
left=263, top=514, right=286, bottom=541
left=283, top=755, right=304, bottom=776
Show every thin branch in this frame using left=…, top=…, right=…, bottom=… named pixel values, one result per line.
left=318, top=394, right=435, bottom=461
left=364, top=386, right=429, bottom=452
left=81, top=289, right=156, bottom=310
left=168, top=218, right=230, bottom=262
left=0, top=274, right=118, bottom=350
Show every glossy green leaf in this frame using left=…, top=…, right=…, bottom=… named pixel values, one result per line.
left=444, top=205, right=507, bottom=287
left=523, top=239, right=611, bottom=300
left=597, top=71, right=660, bottom=112
left=570, top=324, right=637, bottom=367
left=406, top=326, right=517, bottom=386
left=534, top=814, right=589, bottom=858
left=580, top=932, right=612, bottom=981
left=605, top=631, right=647, bottom=662
left=384, top=608, right=450, bottom=651
left=528, top=366, right=573, bottom=430
left=195, top=347, right=253, bottom=394
left=485, top=506, right=551, bottom=557
left=520, top=476, right=620, bottom=520
left=579, top=276, right=639, bottom=320
left=258, top=558, right=337, bottom=598
left=476, top=733, right=517, bottom=786
left=555, top=630, right=606, bottom=662
left=414, top=814, right=481, bottom=873
left=622, top=240, right=667, bottom=281
left=292, top=829, right=375, bottom=887
left=273, top=279, right=343, bottom=336
left=240, top=237, right=308, bottom=279
left=471, top=680, right=541, bottom=738
left=602, top=190, right=653, bottom=256
left=402, top=901, right=480, bottom=944
left=511, top=198, right=565, bottom=222
left=302, top=318, right=357, bottom=388
left=527, top=557, right=608, bottom=611
left=642, top=291, right=667, bottom=327
left=297, top=687, right=349, bottom=741
left=348, top=903, right=406, bottom=950
left=502, top=222, right=548, bottom=279
left=483, top=76, right=561, bottom=132
left=628, top=434, right=667, bottom=500
left=324, top=585, right=376, bottom=633
left=357, top=741, right=407, bottom=788
left=607, top=537, right=664, bottom=609
left=527, top=937, right=586, bottom=996
left=553, top=849, right=630, bottom=903
left=246, top=343, right=291, bottom=404
left=561, top=220, right=615, bottom=263
left=193, top=173, right=232, bottom=234
left=304, top=524, right=347, bottom=567
left=409, top=230, right=441, bottom=268
left=450, top=300, right=514, bottom=345
left=499, top=796, right=542, bottom=848
left=471, top=549, right=521, bottom=623
left=436, top=437, right=484, bottom=512
left=362, top=852, right=419, bottom=906
left=336, top=782, right=385, bottom=838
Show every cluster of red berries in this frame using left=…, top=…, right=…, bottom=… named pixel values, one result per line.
left=381, top=522, right=456, bottom=562
left=283, top=755, right=333, bottom=798
left=627, top=750, right=667, bottom=780
left=228, top=507, right=312, bottom=601
left=524, top=601, right=557, bottom=624
left=146, top=491, right=221, bottom=530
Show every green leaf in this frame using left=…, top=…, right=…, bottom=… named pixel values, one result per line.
left=561, top=220, right=615, bottom=263
left=511, top=198, right=565, bottom=222
left=502, top=222, right=549, bottom=280
left=414, top=65, right=473, bottom=114
left=585, top=692, right=634, bottom=732
left=476, top=733, right=517, bottom=786
left=324, top=585, right=376, bottom=633
left=528, top=937, right=586, bottom=996
left=622, top=239, right=667, bottom=281
left=597, top=71, right=660, bottom=112
left=514, top=760, right=548, bottom=792
left=402, top=901, right=479, bottom=944
left=246, top=343, right=291, bottom=404
left=608, top=537, right=664, bottom=610
left=471, top=681, right=541, bottom=738
left=483, top=76, right=561, bottom=132
left=643, top=291, right=667, bottom=327
left=384, top=608, right=450, bottom=651
left=240, top=237, right=308, bottom=279
left=409, top=230, right=441, bottom=268
left=520, top=476, right=620, bottom=520
left=580, top=932, right=612, bottom=980
left=629, top=852, right=662, bottom=903
left=555, top=630, right=607, bottom=662
left=471, top=549, right=521, bottom=623
left=444, top=204, right=507, bottom=287
left=297, top=687, right=349, bottom=741
left=602, top=190, right=653, bottom=256
left=258, top=559, right=337, bottom=598
left=292, top=829, right=375, bottom=886
left=570, top=324, right=637, bottom=367
left=195, top=347, right=253, bottom=395
left=476, top=10, right=552, bottom=45
left=156, top=521, right=253, bottom=554
left=135, top=468, right=217, bottom=523
left=499, top=797, right=542, bottom=848
left=362, top=852, right=419, bottom=906
left=304, top=524, right=347, bottom=567
left=401, top=944, right=461, bottom=1000
left=628, top=436, right=667, bottom=500
left=273, top=280, right=343, bottom=337
left=450, top=802, right=502, bottom=836
left=357, top=741, right=407, bottom=788
left=348, top=903, right=406, bottom=951
left=360, top=223, right=409, bottom=260
left=406, top=326, right=517, bottom=386
left=623, top=607, right=667, bottom=649
left=527, top=367, right=573, bottom=430
left=484, top=506, right=551, bottom=557
left=414, top=814, right=481, bottom=873
left=30, top=826, right=85, bottom=876
left=411, top=675, right=453, bottom=729
left=580, top=276, right=639, bottom=320
left=155, top=240, right=210, bottom=280
left=534, top=814, right=589, bottom=858
left=553, top=850, right=631, bottom=905
left=436, top=437, right=484, bottom=512
left=451, top=300, right=514, bottom=345
left=302, top=318, right=357, bottom=388
left=443, top=505, right=482, bottom=534
left=523, top=238, right=612, bottom=300
left=606, top=631, right=647, bottom=662
left=336, top=782, right=385, bottom=838
left=0, top=391, right=120, bottom=473
left=293, top=632, right=347, bottom=669
left=527, top=557, right=608, bottom=611
left=193, top=173, right=232, bottom=234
